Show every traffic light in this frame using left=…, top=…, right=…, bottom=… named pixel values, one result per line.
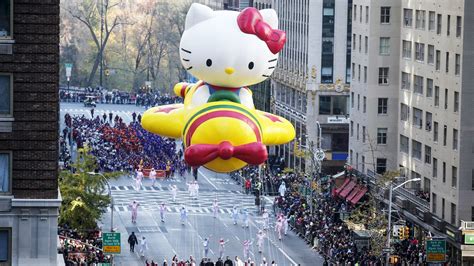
left=398, top=227, right=405, bottom=240
left=404, top=226, right=410, bottom=239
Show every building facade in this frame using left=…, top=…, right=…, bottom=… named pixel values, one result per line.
left=349, top=0, right=401, bottom=178
left=0, top=1, right=61, bottom=265
left=272, top=0, right=351, bottom=173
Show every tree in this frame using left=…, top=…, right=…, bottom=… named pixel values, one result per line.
left=59, top=149, right=120, bottom=232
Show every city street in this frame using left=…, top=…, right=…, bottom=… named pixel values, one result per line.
left=60, top=103, right=325, bottom=266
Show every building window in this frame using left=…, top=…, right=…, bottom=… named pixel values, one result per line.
left=360, top=5, right=362, bottom=23
left=435, top=50, right=441, bottom=70
left=402, top=40, right=412, bottom=59
left=455, top=54, right=460, bottom=75
left=434, top=121, right=439, bottom=142
left=379, top=37, right=390, bottom=55
left=426, top=112, right=432, bottom=131
left=454, top=91, right=459, bottom=112
left=381, top=7, right=390, bottom=24
left=364, top=66, right=367, bottom=83
left=446, top=52, right=450, bottom=73
left=456, top=16, right=462, bottom=37
left=357, top=94, right=360, bottom=110
left=358, top=64, right=361, bottom=81
left=400, top=135, right=409, bottom=154
left=415, top=10, right=426, bottom=29
left=401, top=72, right=411, bottom=90
left=352, top=34, right=356, bottom=50
left=401, top=103, right=409, bottom=121
left=434, top=86, right=440, bottom=107
left=428, top=11, right=436, bottom=31
left=0, top=153, right=10, bottom=193
left=413, top=107, right=423, bottom=128
left=0, top=1, right=12, bottom=39
left=447, top=15, right=451, bottom=36
left=427, top=45, right=434, bottom=64
left=351, top=92, right=354, bottom=108
left=361, top=156, right=365, bottom=173
left=452, top=166, right=457, bottom=189
left=319, top=96, right=331, bottom=115
left=425, top=145, right=431, bottom=164
left=442, top=198, right=445, bottom=219
left=350, top=149, right=353, bottom=164
left=350, top=121, right=354, bottom=137
left=0, top=228, right=11, bottom=264
left=451, top=203, right=456, bottom=225
left=363, top=96, right=366, bottom=113
left=352, top=63, right=355, bottom=78
left=0, top=74, right=12, bottom=117
left=378, top=67, right=389, bottom=84
left=437, top=14, right=442, bottom=35
left=359, top=35, right=361, bottom=52
left=444, top=88, right=448, bottom=110
left=354, top=4, right=357, bottom=21
left=414, top=75, right=423, bottom=94
left=356, top=123, right=359, bottom=140
left=432, top=192, right=437, bottom=213
left=376, top=158, right=387, bottom=174
left=362, top=126, right=366, bottom=143
left=427, top=78, right=433, bottom=97
left=377, top=128, right=387, bottom=144
left=453, top=129, right=458, bottom=150
left=415, top=42, right=425, bottom=62
left=404, top=9, right=413, bottom=27
left=442, top=162, right=446, bottom=183
left=472, top=206, right=474, bottom=222
left=364, top=36, right=368, bottom=54
left=412, top=140, right=422, bottom=160
left=443, top=125, right=447, bottom=146
left=378, top=98, right=388, bottom=114
left=433, top=158, right=438, bottom=178
left=366, top=6, right=369, bottom=23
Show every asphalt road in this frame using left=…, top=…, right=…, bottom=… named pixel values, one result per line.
left=59, top=102, right=325, bottom=266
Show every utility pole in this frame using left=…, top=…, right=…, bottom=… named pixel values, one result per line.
left=99, top=0, right=104, bottom=88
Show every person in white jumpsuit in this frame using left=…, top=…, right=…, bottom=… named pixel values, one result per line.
left=203, top=237, right=210, bottom=258
left=232, top=206, right=239, bottom=225
left=262, top=210, right=269, bottom=230
left=282, top=215, right=289, bottom=235
left=170, top=185, right=178, bottom=202
left=149, top=168, right=157, bottom=187
left=218, top=238, right=230, bottom=259
left=187, top=181, right=195, bottom=198
left=275, top=216, right=283, bottom=240
left=180, top=206, right=187, bottom=225
left=241, top=208, right=249, bottom=228
left=139, top=236, right=148, bottom=257
left=135, top=169, right=144, bottom=191
left=212, top=199, right=219, bottom=218
left=278, top=182, right=286, bottom=197
left=256, top=230, right=266, bottom=253
left=159, top=203, right=166, bottom=222
left=129, top=200, right=140, bottom=224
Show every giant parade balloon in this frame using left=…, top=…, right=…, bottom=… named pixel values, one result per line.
left=141, top=3, right=295, bottom=173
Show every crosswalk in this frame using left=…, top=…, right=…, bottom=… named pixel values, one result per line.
left=110, top=185, right=256, bottom=215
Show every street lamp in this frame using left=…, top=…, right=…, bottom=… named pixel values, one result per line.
left=87, top=172, right=114, bottom=232
left=385, top=177, right=421, bottom=264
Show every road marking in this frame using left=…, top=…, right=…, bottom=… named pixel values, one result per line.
left=198, top=169, right=218, bottom=190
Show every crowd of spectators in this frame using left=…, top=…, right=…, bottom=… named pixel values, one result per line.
left=60, top=113, right=188, bottom=176
left=58, top=226, right=111, bottom=266
left=143, top=255, right=277, bottom=266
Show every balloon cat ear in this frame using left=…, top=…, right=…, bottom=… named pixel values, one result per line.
left=259, top=9, right=278, bottom=28
left=185, top=3, right=215, bottom=31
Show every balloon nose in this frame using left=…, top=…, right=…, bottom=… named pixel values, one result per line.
left=225, top=67, right=235, bottom=75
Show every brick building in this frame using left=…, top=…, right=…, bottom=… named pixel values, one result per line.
left=0, top=0, right=61, bottom=265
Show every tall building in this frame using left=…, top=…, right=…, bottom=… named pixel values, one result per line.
left=349, top=0, right=474, bottom=263
left=349, top=1, right=401, bottom=179
left=272, top=0, right=351, bottom=173
left=0, top=1, right=61, bottom=265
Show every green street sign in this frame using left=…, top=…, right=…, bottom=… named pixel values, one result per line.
left=98, top=264, right=111, bottom=266
left=102, top=232, right=121, bottom=254
left=465, top=234, right=474, bottom=244
left=426, top=239, right=446, bottom=262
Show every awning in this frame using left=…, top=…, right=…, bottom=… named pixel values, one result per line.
left=334, top=178, right=350, bottom=196
left=346, top=185, right=361, bottom=201
left=339, top=181, right=356, bottom=198
left=332, top=171, right=345, bottom=179
left=350, top=186, right=368, bottom=205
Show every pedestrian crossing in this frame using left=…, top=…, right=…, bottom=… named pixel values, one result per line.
left=110, top=185, right=256, bottom=215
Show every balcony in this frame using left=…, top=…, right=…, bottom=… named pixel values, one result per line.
left=392, top=185, right=430, bottom=213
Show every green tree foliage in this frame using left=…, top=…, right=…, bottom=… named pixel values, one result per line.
left=59, top=149, right=120, bottom=232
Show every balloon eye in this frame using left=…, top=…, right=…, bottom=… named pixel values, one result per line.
left=206, top=59, right=212, bottom=67
left=248, top=62, right=254, bottom=70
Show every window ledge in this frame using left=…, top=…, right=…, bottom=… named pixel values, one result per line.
left=0, top=39, right=15, bottom=44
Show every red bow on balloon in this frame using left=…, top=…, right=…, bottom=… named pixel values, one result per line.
left=185, top=141, right=268, bottom=166
left=237, top=7, right=286, bottom=54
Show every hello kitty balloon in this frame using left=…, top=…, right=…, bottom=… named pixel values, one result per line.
left=141, top=4, right=295, bottom=173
